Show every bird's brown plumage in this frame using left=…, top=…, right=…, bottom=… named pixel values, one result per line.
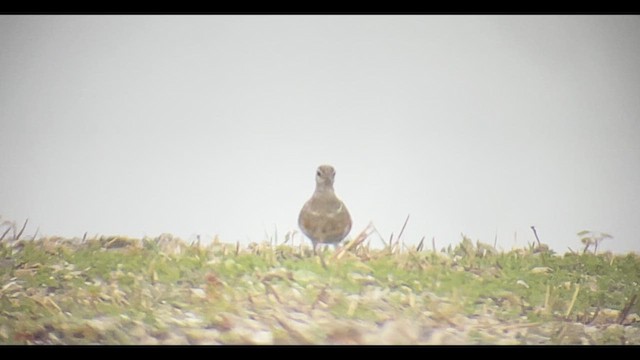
left=298, top=165, right=352, bottom=253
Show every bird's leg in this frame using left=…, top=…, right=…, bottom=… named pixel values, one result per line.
left=317, top=244, right=328, bottom=270
left=312, top=241, right=318, bottom=256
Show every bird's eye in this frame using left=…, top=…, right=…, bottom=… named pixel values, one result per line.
left=316, top=170, right=322, bottom=177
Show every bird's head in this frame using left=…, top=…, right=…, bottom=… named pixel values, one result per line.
left=315, top=164, right=336, bottom=189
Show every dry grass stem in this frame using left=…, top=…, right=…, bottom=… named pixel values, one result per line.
left=333, top=223, right=374, bottom=261
left=16, top=218, right=29, bottom=240
left=618, top=294, right=638, bottom=325
left=395, top=214, right=410, bottom=254
left=565, top=284, right=581, bottom=319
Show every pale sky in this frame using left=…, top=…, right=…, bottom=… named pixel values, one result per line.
left=1, top=15, right=639, bottom=254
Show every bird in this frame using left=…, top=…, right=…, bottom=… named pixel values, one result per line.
left=298, top=164, right=352, bottom=255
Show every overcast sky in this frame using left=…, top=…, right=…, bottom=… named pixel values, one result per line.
left=1, top=15, right=639, bottom=254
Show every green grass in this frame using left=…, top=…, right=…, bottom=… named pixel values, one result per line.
left=0, top=234, right=638, bottom=344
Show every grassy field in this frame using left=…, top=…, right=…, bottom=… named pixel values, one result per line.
left=0, top=225, right=638, bottom=344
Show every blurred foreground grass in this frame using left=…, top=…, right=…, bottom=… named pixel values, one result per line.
left=0, top=231, right=638, bottom=344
